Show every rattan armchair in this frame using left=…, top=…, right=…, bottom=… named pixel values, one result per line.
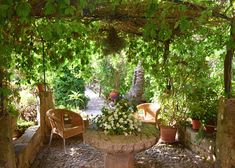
left=136, top=103, right=161, bottom=127
left=46, top=109, right=85, bottom=153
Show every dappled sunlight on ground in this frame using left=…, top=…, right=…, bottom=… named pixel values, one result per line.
left=31, top=88, right=214, bottom=168
left=31, top=137, right=213, bottom=168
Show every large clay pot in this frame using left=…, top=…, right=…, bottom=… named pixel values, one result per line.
left=204, top=124, right=216, bottom=133
left=37, top=83, right=45, bottom=92
left=160, top=126, right=177, bottom=143
left=204, top=120, right=216, bottom=133
left=191, top=119, right=201, bottom=130
left=109, top=91, right=119, bottom=101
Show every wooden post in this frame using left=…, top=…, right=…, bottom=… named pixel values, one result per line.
left=39, top=91, right=55, bottom=143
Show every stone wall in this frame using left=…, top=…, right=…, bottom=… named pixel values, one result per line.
left=13, top=126, right=42, bottom=168
left=39, top=91, right=54, bottom=143
left=179, top=126, right=216, bottom=162
left=0, top=115, right=16, bottom=168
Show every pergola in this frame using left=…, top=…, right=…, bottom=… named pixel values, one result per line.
left=0, top=1, right=234, bottom=167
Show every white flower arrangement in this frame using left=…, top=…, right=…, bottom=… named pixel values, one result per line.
left=95, top=99, right=142, bottom=135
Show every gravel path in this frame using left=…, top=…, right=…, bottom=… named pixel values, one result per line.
left=31, top=88, right=214, bottom=168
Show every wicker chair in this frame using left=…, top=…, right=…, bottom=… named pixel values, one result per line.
left=46, top=109, right=84, bottom=153
left=136, top=103, right=161, bottom=127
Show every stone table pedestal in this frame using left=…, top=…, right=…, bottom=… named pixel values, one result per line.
left=84, top=129, right=158, bottom=168
left=105, top=152, right=134, bottom=168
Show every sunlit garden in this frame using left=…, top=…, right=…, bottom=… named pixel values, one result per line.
left=1, top=1, right=235, bottom=168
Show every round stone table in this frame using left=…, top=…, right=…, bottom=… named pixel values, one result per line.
left=84, top=127, right=158, bottom=168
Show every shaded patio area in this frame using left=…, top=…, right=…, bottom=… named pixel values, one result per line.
left=31, top=88, right=213, bottom=168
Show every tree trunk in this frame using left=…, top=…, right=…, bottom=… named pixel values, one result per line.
left=0, top=67, right=16, bottom=168
left=0, top=115, right=16, bottom=168
left=126, top=61, right=145, bottom=104
left=216, top=98, right=235, bottom=167
left=224, top=17, right=235, bottom=98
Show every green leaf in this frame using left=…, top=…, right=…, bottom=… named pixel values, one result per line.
left=44, top=1, right=56, bottom=15
left=146, top=2, right=158, bottom=18
left=158, top=23, right=172, bottom=41
left=0, top=4, right=9, bottom=17
left=143, top=21, right=157, bottom=39
left=179, top=18, right=190, bottom=32
left=64, top=6, right=75, bottom=15
left=63, top=0, right=70, bottom=5
left=16, top=2, right=31, bottom=18
left=79, top=0, right=87, bottom=9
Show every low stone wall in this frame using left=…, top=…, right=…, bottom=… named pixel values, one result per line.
left=179, top=126, right=216, bottom=162
left=13, top=125, right=42, bottom=168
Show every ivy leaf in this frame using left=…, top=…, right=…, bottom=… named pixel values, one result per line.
left=179, top=17, right=190, bottom=32
left=158, top=23, right=172, bottom=41
left=79, top=0, right=87, bottom=9
left=16, top=2, right=31, bottom=18
left=44, top=1, right=56, bottom=15
left=0, top=4, right=9, bottom=17
left=143, top=21, right=157, bottom=39
left=146, top=2, right=158, bottom=18
left=64, top=6, right=75, bottom=15
left=63, top=0, right=70, bottom=5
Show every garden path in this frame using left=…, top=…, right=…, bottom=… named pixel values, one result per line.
left=31, top=88, right=214, bottom=168
left=84, top=87, right=104, bottom=117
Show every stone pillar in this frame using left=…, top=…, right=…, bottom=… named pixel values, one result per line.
left=39, top=91, right=55, bottom=143
left=216, top=98, right=235, bottom=167
left=0, top=115, right=16, bottom=168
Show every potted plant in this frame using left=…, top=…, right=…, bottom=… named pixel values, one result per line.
left=158, top=94, right=183, bottom=143
left=202, top=98, right=218, bottom=133
left=187, top=103, right=204, bottom=130
left=34, top=79, right=47, bottom=92
left=95, top=98, right=141, bottom=135
left=109, top=89, right=119, bottom=101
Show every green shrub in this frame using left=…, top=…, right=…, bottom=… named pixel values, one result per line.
left=53, top=66, right=88, bottom=109
left=16, top=119, right=35, bottom=134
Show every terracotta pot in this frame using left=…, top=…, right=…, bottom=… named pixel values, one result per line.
left=191, top=119, right=201, bottom=130
left=109, top=91, right=119, bottom=101
left=37, top=83, right=45, bottom=92
left=204, top=124, right=216, bottom=133
left=160, top=126, right=177, bottom=143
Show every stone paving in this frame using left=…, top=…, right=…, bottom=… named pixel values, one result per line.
left=31, top=88, right=214, bottom=168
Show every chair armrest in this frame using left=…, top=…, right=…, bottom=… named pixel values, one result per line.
left=48, top=114, right=65, bottom=131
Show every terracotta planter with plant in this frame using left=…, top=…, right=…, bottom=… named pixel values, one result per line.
left=191, top=119, right=201, bottom=130
left=160, top=126, right=177, bottom=143
left=37, top=83, right=45, bottom=92
left=109, top=90, right=119, bottom=101
left=187, top=104, right=204, bottom=131
left=158, top=94, right=183, bottom=143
